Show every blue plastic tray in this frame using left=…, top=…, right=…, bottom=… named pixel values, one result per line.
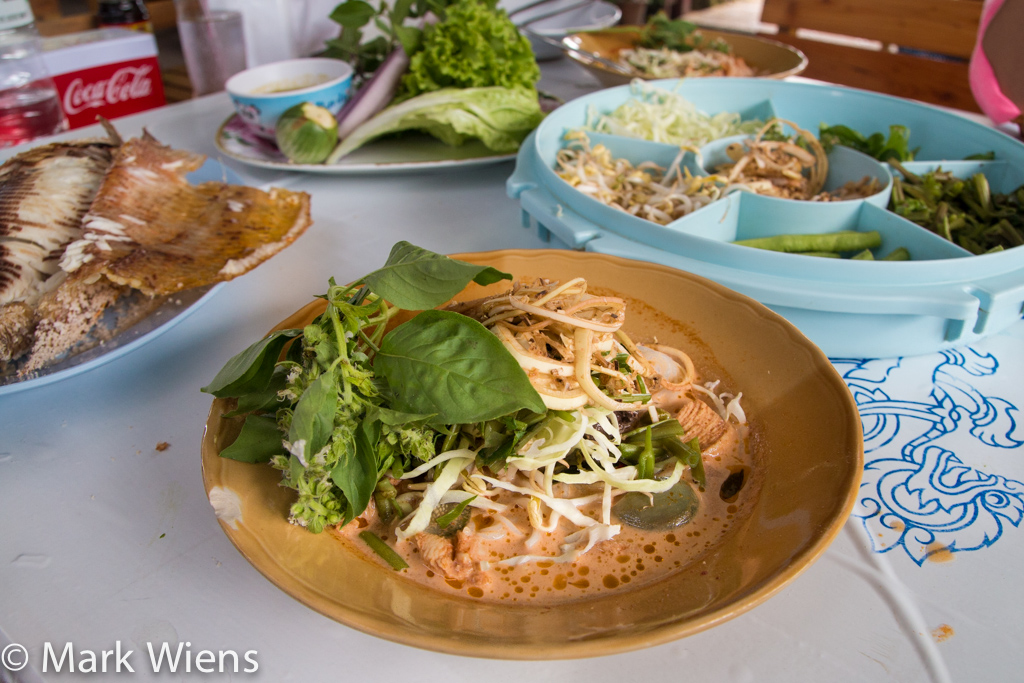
left=507, top=78, right=1024, bottom=358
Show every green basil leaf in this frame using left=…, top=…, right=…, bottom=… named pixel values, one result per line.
left=361, top=241, right=511, bottom=310
left=330, top=0, right=376, bottom=27
left=364, top=404, right=436, bottom=426
left=394, top=25, right=423, bottom=55
left=223, top=365, right=290, bottom=417
left=288, top=372, right=338, bottom=462
left=289, top=453, right=305, bottom=482
left=219, top=415, right=285, bottom=463
left=389, top=0, right=415, bottom=25
left=333, top=418, right=380, bottom=523
left=376, top=310, right=545, bottom=423
left=201, top=329, right=302, bottom=398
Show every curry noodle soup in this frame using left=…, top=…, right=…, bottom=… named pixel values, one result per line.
left=201, top=249, right=861, bottom=659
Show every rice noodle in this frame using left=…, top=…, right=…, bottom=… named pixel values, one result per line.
left=372, top=275, right=746, bottom=573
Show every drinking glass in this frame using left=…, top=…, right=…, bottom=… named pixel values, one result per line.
left=175, top=3, right=248, bottom=96
left=0, top=32, right=67, bottom=146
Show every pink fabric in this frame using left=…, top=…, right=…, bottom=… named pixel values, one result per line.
left=968, top=0, right=1021, bottom=124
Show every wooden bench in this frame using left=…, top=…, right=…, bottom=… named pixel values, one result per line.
left=758, top=0, right=984, bottom=112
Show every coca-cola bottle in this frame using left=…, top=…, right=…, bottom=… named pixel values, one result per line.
left=97, top=0, right=153, bottom=33
left=0, top=0, right=68, bottom=147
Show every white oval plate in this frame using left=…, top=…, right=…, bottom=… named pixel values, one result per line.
left=215, top=114, right=516, bottom=174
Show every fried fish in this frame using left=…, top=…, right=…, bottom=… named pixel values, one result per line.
left=1, top=131, right=312, bottom=378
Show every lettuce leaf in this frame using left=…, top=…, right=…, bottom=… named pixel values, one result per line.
left=397, top=0, right=540, bottom=101
left=326, top=86, right=544, bottom=162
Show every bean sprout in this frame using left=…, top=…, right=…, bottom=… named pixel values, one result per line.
left=555, top=131, right=727, bottom=225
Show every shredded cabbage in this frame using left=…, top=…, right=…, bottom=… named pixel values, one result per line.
left=511, top=411, right=590, bottom=470
left=583, top=79, right=764, bottom=147
left=397, top=452, right=474, bottom=540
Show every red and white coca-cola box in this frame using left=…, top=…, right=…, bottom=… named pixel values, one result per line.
left=41, top=28, right=166, bottom=130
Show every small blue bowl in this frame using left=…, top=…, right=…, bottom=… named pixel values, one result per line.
left=225, top=58, right=353, bottom=139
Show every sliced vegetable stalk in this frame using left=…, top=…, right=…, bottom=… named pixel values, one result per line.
left=335, top=46, right=410, bottom=140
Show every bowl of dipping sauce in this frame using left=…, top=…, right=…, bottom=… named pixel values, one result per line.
left=226, top=58, right=353, bottom=138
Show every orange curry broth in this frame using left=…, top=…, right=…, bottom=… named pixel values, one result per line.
left=336, top=420, right=756, bottom=604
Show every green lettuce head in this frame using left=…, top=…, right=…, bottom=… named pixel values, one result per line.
left=398, top=0, right=540, bottom=101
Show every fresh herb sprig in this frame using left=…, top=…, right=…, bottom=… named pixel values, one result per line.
left=323, top=0, right=454, bottom=82
left=603, top=12, right=729, bottom=55
left=202, top=242, right=546, bottom=533
left=819, top=123, right=917, bottom=163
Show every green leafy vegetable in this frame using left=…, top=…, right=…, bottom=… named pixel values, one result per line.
left=362, top=241, right=511, bottom=310
left=201, top=329, right=302, bottom=398
left=223, top=365, right=290, bottom=417
left=333, top=418, right=381, bottom=524
left=289, top=372, right=339, bottom=463
left=889, top=162, right=1024, bottom=254
left=203, top=243, right=540, bottom=533
left=219, top=415, right=286, bottom=463
left=635, top=12, right=729, bottom=54
left=324, top=0, right=457, bottom=82
left=326, top=86, right=544, bottom=162
left=601, top=12, right=728, bottom=54
left=376, top=310, right=546, bottom=423
left=397, top=0, right=540, bottom=101
left=819, top=123, right=917, bottom=162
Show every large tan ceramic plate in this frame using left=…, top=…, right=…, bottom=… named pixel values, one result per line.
left=201, top=249, right=862, bottom=659
left=565, top=28, right=807, bottom=88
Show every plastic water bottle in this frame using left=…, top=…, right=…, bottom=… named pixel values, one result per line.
left=0, top=0, right=68, bottom=147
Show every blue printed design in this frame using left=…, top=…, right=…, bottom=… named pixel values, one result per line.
left=833, top=349, right=1024, bottom=565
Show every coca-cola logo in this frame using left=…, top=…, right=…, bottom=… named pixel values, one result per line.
left=63, top=65, right=155, bottom=116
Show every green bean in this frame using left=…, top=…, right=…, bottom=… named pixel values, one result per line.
left=637, top=428, right=655, bottom=480
left=663, top=437, right=706, bottom=488
left=623, top=418, right=686, bottom=442
left=733, top=231, right=882, bottom=254
left=882, top=247, right=911, bottom=261
left=359, top=531, right=409, bottom=571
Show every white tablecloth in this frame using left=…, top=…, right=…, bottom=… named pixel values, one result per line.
left=2, top=59, right=1022, bottom=682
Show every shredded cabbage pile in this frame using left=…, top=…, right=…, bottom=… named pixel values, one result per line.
left=583, top=79, right=764, bottom=147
